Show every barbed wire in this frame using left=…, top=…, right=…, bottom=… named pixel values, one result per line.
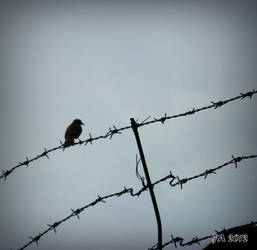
left=149, top=220, right=257, bottom=249
left=141, top=89, right=256, bottom=128
left=1, top=89, right=256, bottom=182
left=14, top=153, right=256, bottom=250
left=168, top=154, right=257, bottom=189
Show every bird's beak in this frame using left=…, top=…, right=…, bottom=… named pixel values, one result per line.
left=81, top=122, right=84, bottom=125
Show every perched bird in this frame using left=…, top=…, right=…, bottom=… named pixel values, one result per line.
left=63, top=119, right=84, bottom=147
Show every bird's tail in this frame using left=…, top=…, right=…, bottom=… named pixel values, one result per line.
left=63, top=136, right=75, bottom=147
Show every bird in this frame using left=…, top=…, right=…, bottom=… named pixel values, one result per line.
left=63, top=119, right=84, bottom=147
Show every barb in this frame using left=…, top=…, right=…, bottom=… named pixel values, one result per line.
left=14, top=154, right=256, bottom=250
left=149, top=221, right=257, bottom=249
left=106, top=125, right=122, bottom=139
left=1, top=89, right=256, bottom=181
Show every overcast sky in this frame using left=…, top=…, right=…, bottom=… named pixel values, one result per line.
left=1, top=1, right=257, bottom=250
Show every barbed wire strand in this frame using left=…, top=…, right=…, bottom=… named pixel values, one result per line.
left=149, top=220, right=257, bottom=250
left=15, top=154, right=256, bottom=250
left=168, top=154, right=257, bottom=189
left=1, top=89, right=256, bottom=182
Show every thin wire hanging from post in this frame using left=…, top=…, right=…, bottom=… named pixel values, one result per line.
left=130, top=118, right=163, bottom=250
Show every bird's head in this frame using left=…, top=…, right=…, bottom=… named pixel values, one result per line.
left=73, top=119, right=84, bottom=125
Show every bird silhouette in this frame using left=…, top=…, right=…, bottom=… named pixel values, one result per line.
left=63, top=119, right=84, bottom=147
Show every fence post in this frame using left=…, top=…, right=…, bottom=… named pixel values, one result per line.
left=130, top=118, right=162, bottom=250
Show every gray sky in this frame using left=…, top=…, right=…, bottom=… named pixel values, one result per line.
left=1, top=1, right=257, bottom=250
